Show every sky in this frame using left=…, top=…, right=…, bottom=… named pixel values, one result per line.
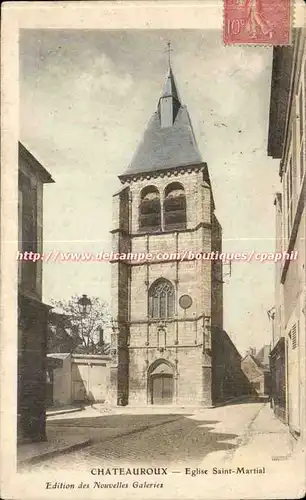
left=20, top=29, right=281, bottom=355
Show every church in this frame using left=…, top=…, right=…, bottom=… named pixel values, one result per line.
left=110, top=56, right=252, bottom=407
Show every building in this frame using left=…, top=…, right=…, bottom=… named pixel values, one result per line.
left=110, top=61, right=253, bottom=406
left=268, top=29, right=305, bottom=438
left=18, top=142, right=54, bottom=442
left=256, top=344, right=271, bottom=368
left=212, top=330, right=256, bottom=403
left=46, top=310, right=111, bottom=406
left=46, top=353, right=111, bottom=406
left=47, top=310, right=77, bottom=354
left=241, top=345, right=271, bottom=397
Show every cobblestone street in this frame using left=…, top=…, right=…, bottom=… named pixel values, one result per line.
left=21, top=401, right=295, bottom=473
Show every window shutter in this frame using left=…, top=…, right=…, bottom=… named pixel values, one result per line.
left=291, top=323, right=297, bottom=350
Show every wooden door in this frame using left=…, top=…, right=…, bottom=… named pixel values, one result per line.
left=151, top=374, right=173, bottom=404
left=71, top=364, right=87, bottom=402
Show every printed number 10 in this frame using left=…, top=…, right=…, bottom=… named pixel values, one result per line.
left=227, top=19, right=245, bottom=35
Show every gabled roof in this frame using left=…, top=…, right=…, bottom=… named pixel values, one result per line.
left=241, top=353, right=261, bottom=366
left=242, top=353, right=269, bottom=372
left=19, top=141, right=55, bottom=184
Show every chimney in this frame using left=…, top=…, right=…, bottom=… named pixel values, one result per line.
left=99, top=327, right=104, bottom=348
left=247, top=347, right=256, bottom=356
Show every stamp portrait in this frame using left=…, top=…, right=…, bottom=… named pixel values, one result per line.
left=224, top=0, right=291, bottom=45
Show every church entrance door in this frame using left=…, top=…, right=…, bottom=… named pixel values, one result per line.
left=151, top=374, right=173, bottom=404
left=148, top=360, right=174, bottom=405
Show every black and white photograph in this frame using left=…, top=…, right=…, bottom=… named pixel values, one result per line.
left=0, top=2, right=305, bottom=499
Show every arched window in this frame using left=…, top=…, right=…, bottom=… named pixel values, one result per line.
left=164, top=182, right=186, bottom=231
left=139, top=186, right=161, bottom=232
left=149, top=278, right=174, bottom=319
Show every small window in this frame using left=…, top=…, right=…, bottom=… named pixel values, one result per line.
left=286, top=154, right=293, bottom=239
left=149, top=278, right=174, bottom=319
left=139, top=186, right=161, bottom=233
left=164, top=182, right=186, bottom=231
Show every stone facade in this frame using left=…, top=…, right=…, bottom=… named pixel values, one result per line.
left=18, top=142, right=54, bottom=442
left=110, top=172, right=220, bottom=406
left=110, top=65, right=251, bottom=407
left=212, top=330, right=255, bottom=403
left=268, top=29, right=306, bottom=438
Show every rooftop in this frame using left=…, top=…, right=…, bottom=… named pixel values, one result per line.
left=120, top=67, right=203, bottom=179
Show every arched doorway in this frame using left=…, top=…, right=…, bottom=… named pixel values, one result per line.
left=148, top=360, right=174, bottom=405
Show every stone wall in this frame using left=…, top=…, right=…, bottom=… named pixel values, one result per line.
left=212, top=328, right=254, bottom=404
left=18, top=295, right=50, bottom=442
left=111, top=167, right=240, bottom=407
left=211, top=213, right=223, bottom=330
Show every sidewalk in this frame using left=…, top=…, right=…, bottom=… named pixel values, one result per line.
left=230, top=403, right=294, bottom=461
left=17, top=427, right=92, bottom=466
left=18, top=406, right=98, bottom=466
left=46, top=403, right=85, bottom=417
left=18, top=406, right=183, bottom=468
left=227, top=404, right=305, bottom=496
left=199, top=402, right=303, bottom=471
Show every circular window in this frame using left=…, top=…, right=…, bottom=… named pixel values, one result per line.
left=179, top=294, right=193, bottom=310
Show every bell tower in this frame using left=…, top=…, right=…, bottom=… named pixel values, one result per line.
left=110, top=50, right=223, bottom=407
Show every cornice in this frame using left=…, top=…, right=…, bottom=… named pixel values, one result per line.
left=111, top=220, right=212, bottom=237
left=118, top=162, right=207, bottom=184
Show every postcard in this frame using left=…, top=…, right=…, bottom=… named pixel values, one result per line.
left=0, top=1, right=305, bottom=499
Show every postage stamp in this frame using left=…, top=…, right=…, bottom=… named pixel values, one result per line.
left=224, top=0, right=291, bottom=45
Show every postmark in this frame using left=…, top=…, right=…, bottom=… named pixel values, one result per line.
left=224, top=0, right=291, bottom=46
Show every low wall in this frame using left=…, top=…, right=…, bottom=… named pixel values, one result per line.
left=70, top=354, right=111, bottom=404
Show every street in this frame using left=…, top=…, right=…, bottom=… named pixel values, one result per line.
left=21, top=401, right=294, bottom=473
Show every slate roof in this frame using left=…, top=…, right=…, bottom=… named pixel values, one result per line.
left=121, top=68, right=203, bottom=177
left=122, top=106, right=203, bottom=176
left=242, top=352, right=270, bottom=373
left=241, top=353, right=264, bottom=370
left=19, top=142, right=55, bottom=184
left=161, top=67, right=181, bottom=102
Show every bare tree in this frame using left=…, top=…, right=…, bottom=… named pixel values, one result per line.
left=49, top=295, right=110, bottom=354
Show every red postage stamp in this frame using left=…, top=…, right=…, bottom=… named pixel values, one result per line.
left=224, top=0, right=291, bottom=45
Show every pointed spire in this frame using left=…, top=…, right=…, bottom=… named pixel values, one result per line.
left=161, top=67, right=181, bottom=102
left=158, top=43, right=181, bottom=128
left=166, top=42, right=173, bottom=69
left=120, top=43, right=203, bottom=178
